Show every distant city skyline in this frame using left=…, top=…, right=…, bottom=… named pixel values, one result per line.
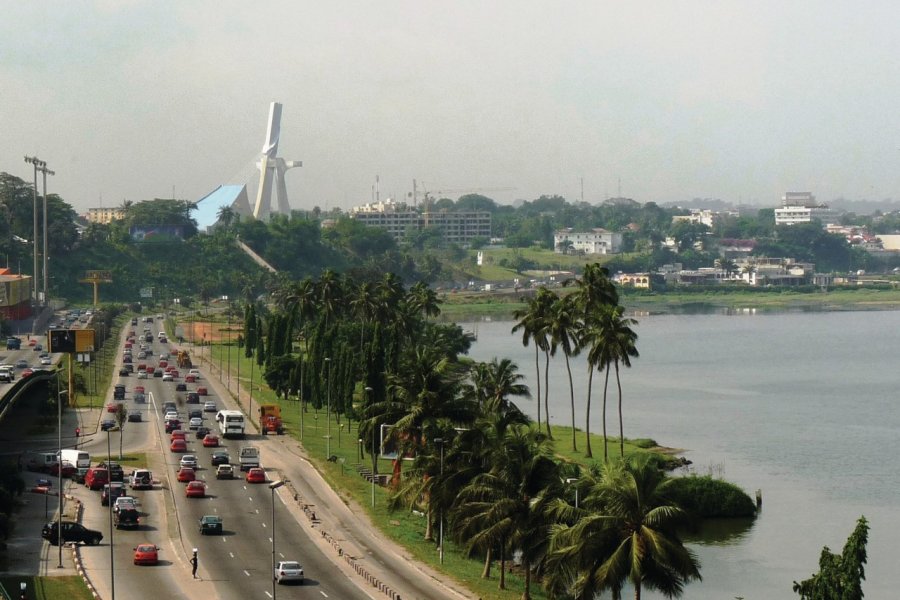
left=4, top=2, right=900, bottom=214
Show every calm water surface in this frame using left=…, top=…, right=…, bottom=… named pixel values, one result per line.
left=467, top=310, right=900, bottom=599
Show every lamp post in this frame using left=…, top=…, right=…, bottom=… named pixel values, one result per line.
left=24, top=156, right=44, bottom=310
left=298, top=358, right=304, bottom=442
left=565, top=477, right=579, bottom=508
left=226, top=301, right=231, bottom=392
left=269, top=480, right=286, bottom=599
left=40, top=163, right=54, bottom=304
left=434, top=437, right=445, bottom=564
left=325, top=357, right=331, bottom=458
left=106, top=429, right=115, bottom=600
left=56, top=377, right=66, bottom=569
left=365, top=387, right=375, bottom=508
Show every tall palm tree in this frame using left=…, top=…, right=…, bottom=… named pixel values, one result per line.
left=408, top=281, right=442, bottom=318
left=547, top=293, right=581, bottom=451
left=545, top=455, right=701, bottom=600
left=468, top=358, right=531, bottom=429
left=605, top=307, right=639, bottom=457
left=512, top=294, right=547, bottom=431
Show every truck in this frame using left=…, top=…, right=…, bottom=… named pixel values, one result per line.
left=258, top=404, right=284, bottom=435
left=59, top=449, right=90, bottom=469
left=238, top=446, right=260, bottom=471
left=5, top=337, right=20, bottom=350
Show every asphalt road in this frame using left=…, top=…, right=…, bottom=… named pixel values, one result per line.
left=74, top=318, right=371, bottom=600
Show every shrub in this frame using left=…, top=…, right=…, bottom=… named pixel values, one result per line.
left=667, top=474, right=757, bottom=518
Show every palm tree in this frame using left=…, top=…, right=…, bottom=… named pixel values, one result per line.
left=468, top=358, right=531, bottom=429
left=545, top=455, right=701, bottom=600
left=452, top=425, right=559, bottom=596
left=512, top=294, right=548, bottom=431
left=605, top=308, right=639, bottom=457
left=547, top=293, right=581, bottom=452
left=408, top=281, right=442, bottom=318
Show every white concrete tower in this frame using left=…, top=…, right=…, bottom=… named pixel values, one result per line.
left=252, top=102, right=302, bottom=220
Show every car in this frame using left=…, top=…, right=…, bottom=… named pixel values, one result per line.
left=122, top=355, right=132, bottom=363
left=168, top=369, right=179, bottom=378
left=164, top=410, right=178, bottom=421
left=0, top=367, right=14, bottom=382
left=113, top=496, right=136, bottom=514
left=202, top=434, right=219, bottom=448
left=133, top=543, right=159, bottom=565
left=48, top=461, right=76, bottom=478
left=165, top=419, right=182, bottom=434
left=186, top=392, right=200, bottom=404
left=100, top=419, right=117, bottom=431
left=185, top=481, right=206, bottom=498
left=101, top=483, right=126, bottom=506
left=137, top=370, right=148, bottom=379
left=179, top=455, right=198, bottom=469
left=127, top=411, right=142, bottom=422
left=162, top=372, right=173, bottom=382
left=153, top=369, right=162, bottom=378
left=176, top=467, right=195, bottom=482
left=20, top=368, right=34, bottom=378
left=106, top=403, right=119, bottom=413
left=33, top=344, right=42, bottom=351
left=130, top=469, right=152, bottom=489
left=123, top=363, right=134, bottom=373
left=246, top=467, right=266, bottom=484
left=131, top=318, right=138, bottom=325
left=133, top=392, right=146, bottom=403
left=199, top=514, right=223, bottom=535
left=189, top=369, right=201, bottom=378
left=115, top=508, right=140, bottom=529
left=215, top=464, right=234, bottom=479
left=203, top=401, right=217, bottom=413
left=118, top=367, right=129, bottom=376
left=159, top=360, right=168, bottom=369
left=14, top=359, right=27, bottom=369
left=170, top=438, right=187, bottom=452
left=134, top=385, right=145, bottom=394
left=188, top=417, right=202, bottom=430
left=210, top=450, right=230, bottom=466
left=137, top=350, right=147, bottom=359
left=42, top=521, right=103, bottom=546
left=185, top=374, right=197, bottom=383
left=188, top=408, right=202, bottom=420
left=197, top=387, right=208, bottom=396
left=195, top=426, right=210, bottom=439
left=162, top=401, right=177, bottom=413
left=175, top=383, right=187, bottom=392
left=98, top=461, right=125, bottom=482
left=170, top=429, right=186, bottom=441
left=27, top=338, right=36, bottom=346
left=274, top=560, right=304, bottom=584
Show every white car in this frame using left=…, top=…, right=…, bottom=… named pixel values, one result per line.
left=189, top=417, right=203, bottom=430
left=162, top=372, right=173, bottom=382
left=203, top=401, right=217, bottom=413
left=274, top=560, right=304, bottom=584
left=113, top=496, right=137, bottom=514
left=180, top=455, right=198, bottom=469
left=137, top=370, right=148, bottom=379
left=188, top=369, right=200, bottom=379
left=164, top=411, right=179, bottom=422
left=40, top=356, right=51, bottom=365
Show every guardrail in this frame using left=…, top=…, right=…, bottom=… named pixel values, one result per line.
left=0, top=368, right=60, bottom=424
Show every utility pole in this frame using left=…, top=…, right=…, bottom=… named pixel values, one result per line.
left=39, top=163, right=55, bottom=305
left=23, top=156, right=45, bottom=308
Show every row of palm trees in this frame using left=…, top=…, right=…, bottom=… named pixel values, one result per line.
left=513, top=264, right=639, bottom=460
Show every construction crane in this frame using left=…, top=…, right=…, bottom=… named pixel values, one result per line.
left=411, top=180, right=516, bottom=210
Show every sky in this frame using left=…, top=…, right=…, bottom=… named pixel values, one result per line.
left=4, top=1, right=900, bottom=215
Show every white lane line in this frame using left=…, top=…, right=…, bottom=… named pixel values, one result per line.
left=261, top=522, right=266, bottom=528
left=320, top=592, right=329, bottom=598
left=255, top=508, right=259, bottom=514
left=229, top=552, right=235, bottom=558
left=243, top=569, right=251, bottom=577
left=264, top=593, right=272, bottom=599
left=278, top=552, right=284, bottom=559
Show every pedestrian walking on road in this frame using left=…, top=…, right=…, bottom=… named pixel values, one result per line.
left=191, top=549, right=198, bottom=578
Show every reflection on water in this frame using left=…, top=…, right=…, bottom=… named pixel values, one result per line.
left=684, top=517, right=755, bottom=547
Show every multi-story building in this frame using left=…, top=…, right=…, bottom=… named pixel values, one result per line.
left=86, top=207, right=126, bottom=224
left=350, top=199, right=490, bottom=244
left=553, top=228, right=623, bottom=255
left=774, top=191, right=834, bottom=226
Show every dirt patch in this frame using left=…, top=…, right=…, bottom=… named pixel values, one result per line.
left=183, top=321, right=239, bottom=343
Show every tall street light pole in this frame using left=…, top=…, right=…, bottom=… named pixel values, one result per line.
left=325, top=358, right=331, bottom=459
left=365, top=387, right=375, bottom=508
left=269, top=480, right=285, bottom=599
left=57, top=376, right=66, bottom=569
left=39, top=163, right=54, bottom=304
left=434, top=437, right=445, bottom=564
left=106, top=429, right=115, bottom=600
left=23, top=156, right=44, bottom=310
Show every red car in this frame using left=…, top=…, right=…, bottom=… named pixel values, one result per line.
left=169, top=369, right=179, bottom=378
left=134, top=386, right=145, bottom=394
left=176, top=467, right=196, bottom=482
left=246, top=468, right=266, bottom=484
left=20, top=368, right=34, bottom=379
left=185, top=374, right=197, bottom=383
left=197, top=387, right=208, bottom=396
left=106, top=403, right=119, bottom=413
left=185, top=481, right=206, bottom=498
left=165, top=419, right=181, bottom=434
left=202, top=434, right=219, bottom=448
left=170, top=439, right=187, bottom=453
left=159, top=360, right=168, bottom=369
left=133, top=543, right=159, bottom=565
left=48, top=461, right=76, bottom=477
left=170, top=430, right=186, bottom=442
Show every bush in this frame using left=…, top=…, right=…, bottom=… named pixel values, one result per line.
left=667, top=474, right=757, bottom=518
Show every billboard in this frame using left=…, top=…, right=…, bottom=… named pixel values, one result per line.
left=49, top=329, right=95, bottom=353
left=130, top=225, right=185, bottom=243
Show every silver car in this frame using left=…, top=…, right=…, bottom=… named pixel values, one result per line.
left=274, top=560, right=304, bottom=584
left=179, top=455, right=198, bottom=469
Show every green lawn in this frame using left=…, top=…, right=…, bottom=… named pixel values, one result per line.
left=0, top=575, right=93, bottom=600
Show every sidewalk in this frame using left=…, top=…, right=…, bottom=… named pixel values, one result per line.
left=192, top=346, right=476, bottom=600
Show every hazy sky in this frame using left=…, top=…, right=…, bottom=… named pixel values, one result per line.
left=4, top=1, right=900, bottom=214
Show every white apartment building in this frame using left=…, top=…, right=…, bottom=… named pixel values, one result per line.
left=86, top=207, right=125, bottom=224
left=774, top=204, right=834, bottom=226
left=672, top=209, right=716, bottom=227
left=554, top=228, right=623, bottom=255
left=350, top=200, right=491, bottom=244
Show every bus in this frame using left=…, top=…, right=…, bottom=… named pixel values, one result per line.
left=216, top=410, right=245, bottom=438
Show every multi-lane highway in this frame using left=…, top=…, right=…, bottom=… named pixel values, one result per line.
left=72, top=316, right=372, bottom=599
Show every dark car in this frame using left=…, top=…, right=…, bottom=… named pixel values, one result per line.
left=175, top=382, right=187, bottom=392
left=127, top=412, right=142, bottom=423
left=42, top=521, right=103, bottom=546
left=210, top=450, right=230, bottom=466
left=188, top=409, right=202, bottom=420
left=165, top=419, right=181, bottom=434
left=72, top=467, right=89, bottom=484
left=101, top=483, right=126, bottom=506
left=195, top=426, right=210, bottom=439
left=199, top=514, right=223, bottom=535
left=118, top=367, right=129, bottom=376
left=124, top=363, right=134, bottom=373
left=186, top=392, right=200, bottom=404
left=162, top=401, right=177, bottom=413
left=113, top=384, right=126, bottom=400
left=97, top=461, right=125, bottom=482
left=100, top=419, right=116, bottom=431
left=115, top=508, right=140, bottom=530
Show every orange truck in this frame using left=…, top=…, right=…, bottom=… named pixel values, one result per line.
left=258, top=404, right=284, bottom=435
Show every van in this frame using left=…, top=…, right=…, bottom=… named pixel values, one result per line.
left=26, top=452, right=58, bottom=473
left=85, top=467, right=109, bottom=491
left=59, top=449, right=90, bottom=469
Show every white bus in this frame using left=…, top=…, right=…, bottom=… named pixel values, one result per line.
left=216, top=410, right=245, bottom=438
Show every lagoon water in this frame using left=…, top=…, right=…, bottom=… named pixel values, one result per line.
left=467, top=310, right=900, bottom=599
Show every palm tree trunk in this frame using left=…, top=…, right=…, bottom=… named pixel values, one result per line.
left=585, top=366, right=594, bottom=458
left=521, top=558, right=531, bottom=600
left=424, top=505, right=433, bottom=541
left=499, top=543, right=506, bottom=590
left=533, top=344, right=541, bottom=429
left=616, top=361, right=625, bottom=457
left=635, top=581, right=641, bottom=600
left=602, top=367, right=611, bottom=463
left=543, top=350, right=552, bottom=439
left=481, top=547, right=492, bottom=578
left=565, top=353, right=576, bottom=451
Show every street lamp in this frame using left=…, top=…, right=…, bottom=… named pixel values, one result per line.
left=269, top=480, right=286, bottom=600
left=106, top=429, right=115, bottom=600
left=24, top=155, right=44, bottom=309
left=565, top=477, right=579, bottom=508
left=365, top=387, right=375, bottom=508
left=324, top=358, right=331, bottom=459
left=56, top=373, right=65, bottom=569
left=40, top=163, right=54, bottom=304
left=434, top=437, right=445, bottom=564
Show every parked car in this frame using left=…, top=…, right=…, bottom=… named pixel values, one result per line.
left=199, top=514, right=223, bottom=535
left=246, top=468, right=266, bottom=484
left=274, top=560, right=304, bottom=584
left=42, top=521, right=102, bottom=546
left=185, top=481, right=206, bottom=498
left=215, top=464, right=234, bottom=479
left=133, top=543, right=159, bottom=565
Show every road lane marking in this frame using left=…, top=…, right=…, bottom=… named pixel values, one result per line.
left=265, top=593, right=272, bottom=599
left=229, top=552, right=235, bottom=558
left=320, top=592, right=328, bottom=598
left=278, top=552, right=284, bottom=558
left=244, top=569, right=251, bottom=577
